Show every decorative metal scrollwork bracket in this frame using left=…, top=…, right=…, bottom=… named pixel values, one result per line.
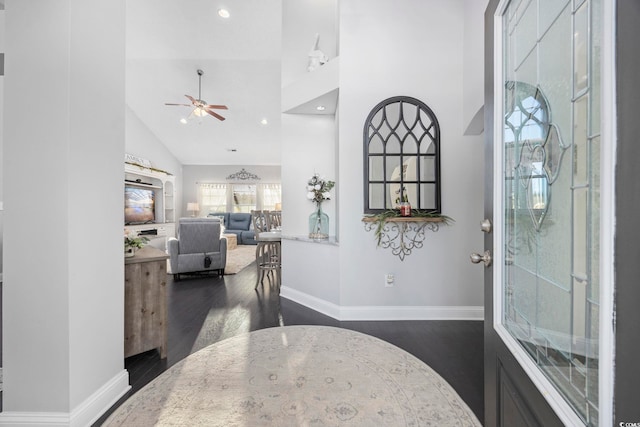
left=362, top=218, right=442, bottom=261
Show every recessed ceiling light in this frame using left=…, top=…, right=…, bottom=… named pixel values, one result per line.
left=180, top=118, right=188, bottom=124
left=218, top=8, right=230, bottom=18
left=316, top=105, right=326, bottom=111
left=227, top=148, right=237, bottom=152
left=260, top=118, right=269, bottom=125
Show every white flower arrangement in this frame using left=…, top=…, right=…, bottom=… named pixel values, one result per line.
left=124, top=229, right=149, bottom=250
left=306, top=173, right=335, bottom=206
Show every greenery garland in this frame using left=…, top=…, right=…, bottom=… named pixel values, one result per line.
left=363, top=210, right=454, bottom=246
left=125, top=161, right=174, bottom=176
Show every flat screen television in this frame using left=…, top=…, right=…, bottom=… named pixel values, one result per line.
left=124, top=186, right=156, bottom=224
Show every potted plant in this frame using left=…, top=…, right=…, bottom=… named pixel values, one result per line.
left=124, top=230, right=149, bottom=257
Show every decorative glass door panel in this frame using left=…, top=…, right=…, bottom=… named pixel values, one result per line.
left=501, top=0, right=601, bottom=424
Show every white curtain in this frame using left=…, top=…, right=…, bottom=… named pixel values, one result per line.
left=197, top=183, right=227, bottom=216
left=260, top=183, right=282, bottom=210
left=198, top=182, right=282, bottom=213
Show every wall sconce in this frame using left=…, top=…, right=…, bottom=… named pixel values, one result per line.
left=187, top=202, right=200, bottom=217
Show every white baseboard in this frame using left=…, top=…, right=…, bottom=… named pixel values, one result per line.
left=0, top=369, right=130, bottom=427
left=0, top=411, right=71, bottom=426
left=339, top=304, right=484, bottom=321
left=280, top=286, right=342, bottom=319
left=280, top=286, right=484, bottom=321
left=73, top=369, right=130, bottom=427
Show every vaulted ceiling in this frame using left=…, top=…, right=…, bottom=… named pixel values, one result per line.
left=126, top=0, right=282, bottom=165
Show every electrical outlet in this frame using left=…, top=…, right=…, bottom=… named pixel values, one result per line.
left=385, top=273, right=395, bottom=287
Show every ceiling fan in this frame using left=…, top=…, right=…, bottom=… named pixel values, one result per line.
left=165, top=69, right=228, bottom=121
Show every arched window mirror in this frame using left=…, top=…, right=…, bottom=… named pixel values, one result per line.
left=363, top=96, right=441, bottom=214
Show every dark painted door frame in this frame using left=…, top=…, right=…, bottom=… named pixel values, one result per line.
left=613, top=0, right=640, bottom=424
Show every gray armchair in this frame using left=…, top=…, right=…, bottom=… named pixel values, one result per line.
left=167, top=218, right=227, bottom=280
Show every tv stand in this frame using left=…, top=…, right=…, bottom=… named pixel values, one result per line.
left=138, top=228, right=158, bottom=236
left=125, top=178, right=155, bottom=187
left=125, top=223, right=175, bottom=250
left=125, top=162, right=176, bottom=249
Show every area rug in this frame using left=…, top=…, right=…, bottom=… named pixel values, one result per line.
left=224, top=244, right=256, bottom=275
left=103, top=325, right=481, bottom=426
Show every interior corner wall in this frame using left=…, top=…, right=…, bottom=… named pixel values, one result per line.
left=280, top=114, right=336, bottom=237
left=2, top=0, right=128, bottom=422
left=126, top=106, right=183, bottom=218
left=280, top=113, right=339, bottom=306
left=337, top=0, right=484, bottom=314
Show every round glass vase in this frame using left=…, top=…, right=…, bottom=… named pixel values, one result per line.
left=308, top=204, right=329, bottom=240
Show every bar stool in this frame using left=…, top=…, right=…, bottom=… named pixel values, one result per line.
left=255, top=231, right=281, bottom=289
left=251, top=210, right=269, bottom=233
left=266, top=210, right=281, bottom=231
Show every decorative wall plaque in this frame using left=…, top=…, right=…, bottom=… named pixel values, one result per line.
left=226, top=168, right=261, bottom=181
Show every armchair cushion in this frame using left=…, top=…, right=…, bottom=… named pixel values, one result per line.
left=178, top=219, right=221, bottom=253
left=240, top=230, right=257, bottom=245
left=228, top=213, right=251, bottom=230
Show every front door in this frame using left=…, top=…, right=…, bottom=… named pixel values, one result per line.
left=482, top=0, right=612, bottom=426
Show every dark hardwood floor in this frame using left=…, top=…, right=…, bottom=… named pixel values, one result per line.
left=78, top=259, right=481, bottom=425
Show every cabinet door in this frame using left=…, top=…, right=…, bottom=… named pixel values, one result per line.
left=124, top=260, right=167, bottom=358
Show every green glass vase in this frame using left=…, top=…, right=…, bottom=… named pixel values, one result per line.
left=308, top=204, right=329, bottom=240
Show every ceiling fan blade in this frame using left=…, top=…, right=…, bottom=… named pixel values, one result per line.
left=164, top=103, right=192, bottom=106
left=205, top=109, right=226, bottom=121
left=185, top=94, right=197, bottom=104
left=206, top=104, right=228, bottom=110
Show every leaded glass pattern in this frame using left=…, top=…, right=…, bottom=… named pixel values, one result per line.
left=502, top=0, right=601, bottom=424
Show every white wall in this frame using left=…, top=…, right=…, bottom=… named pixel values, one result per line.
left=2, top=0, right=129, bottom=423
left=282, top=0, right=338, bottom=87
left=280, top=113, right=339, bottom=305
left=126, top=106, right=183, bottom=217
left=280, top=0, right=340, bottom=306
left=280, top=114, right=337, bottom=236
left=463, top=0, right=489, bottom=135
left=338, top=0, right=484, bottom=312
left=281, top=0, right=485, bottom=320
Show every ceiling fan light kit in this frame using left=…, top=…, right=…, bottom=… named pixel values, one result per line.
left=165, top=69, right=228, bottom=121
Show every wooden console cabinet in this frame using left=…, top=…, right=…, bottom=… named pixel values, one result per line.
left=124, top=245, right=169, bottom=359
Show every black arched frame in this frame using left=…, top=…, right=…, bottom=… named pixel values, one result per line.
left=363, top=96, right=441, bottom=214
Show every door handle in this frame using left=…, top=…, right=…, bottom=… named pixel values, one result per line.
left=470, top=250, right=492, bottom=267
left=480, top=219, right=492, bottom=233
